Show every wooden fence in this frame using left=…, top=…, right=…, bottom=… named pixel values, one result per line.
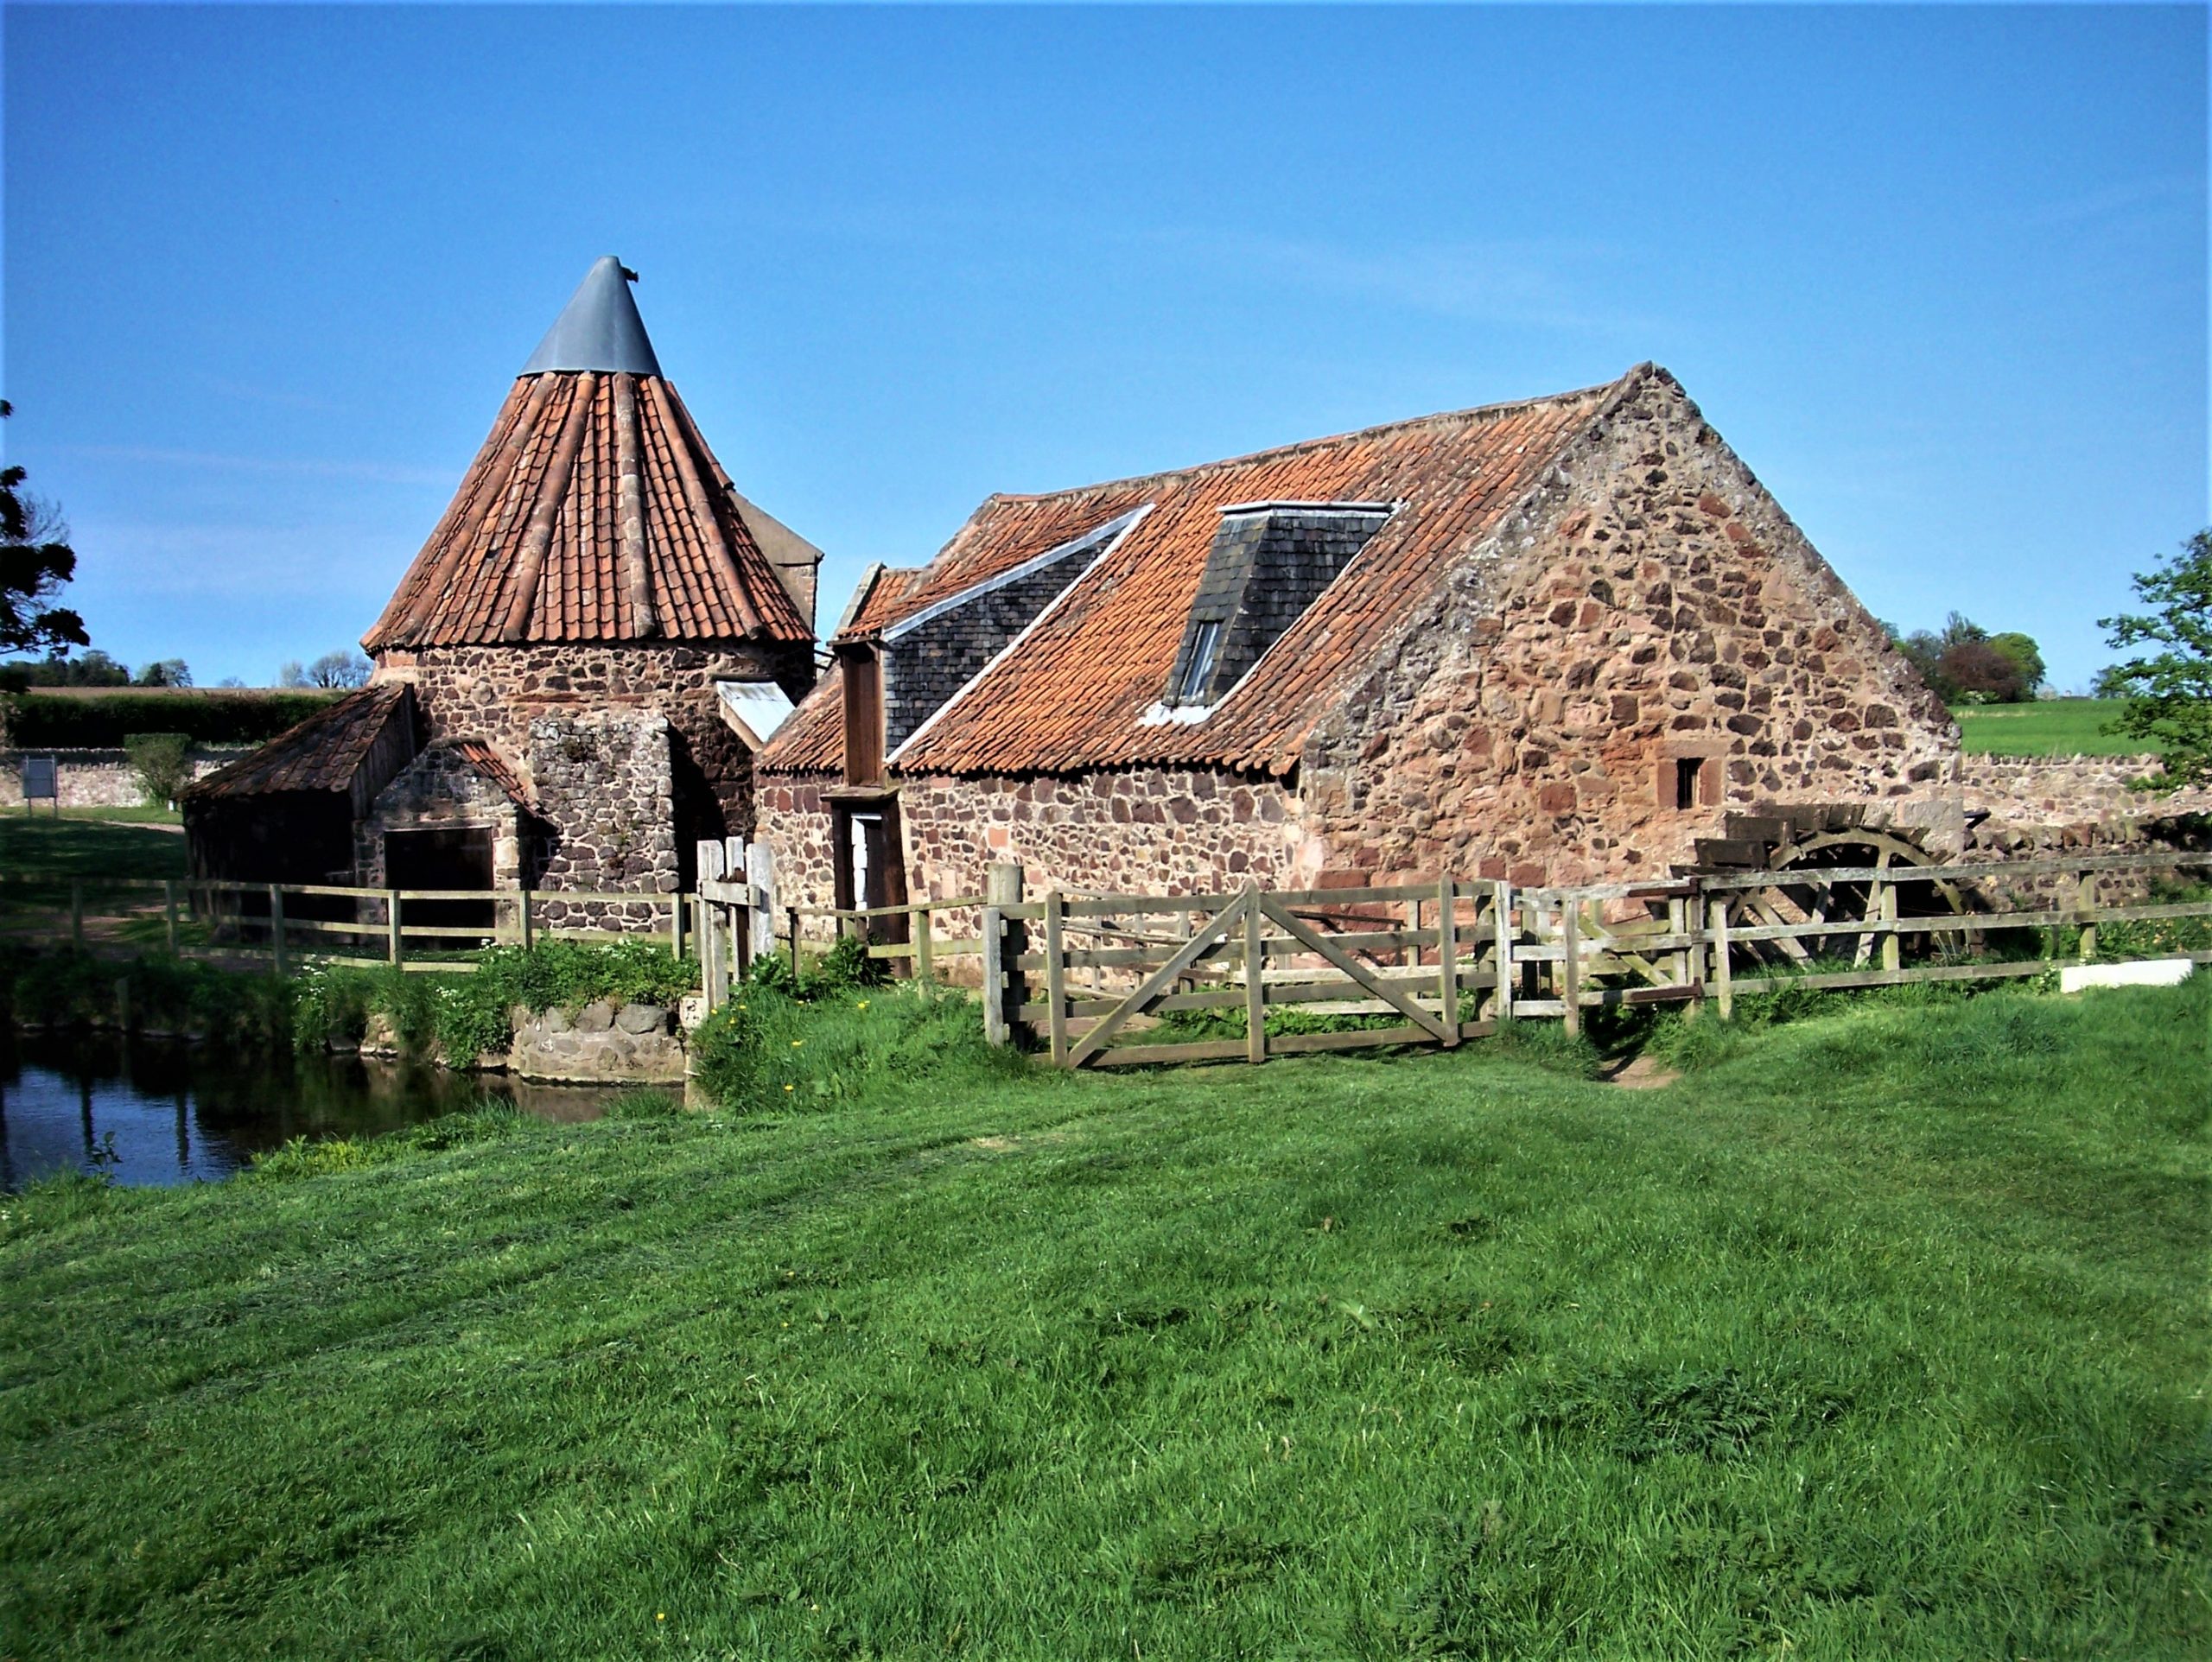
left=813, top=848, right=2211, bottom=1067
left=0, top=873, right=691, bottom=974
left=3, top=847, right=2206, bottom=1063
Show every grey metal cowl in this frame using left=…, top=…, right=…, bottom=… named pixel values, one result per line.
left=519, top=256, right=663, bottom=376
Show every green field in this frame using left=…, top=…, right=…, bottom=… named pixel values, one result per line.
left=1953, top=697, right=2152, bottom=758
left=2, top=981, right=2204, bottom=1659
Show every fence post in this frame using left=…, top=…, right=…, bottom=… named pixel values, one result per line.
left=1880, top=883, right=1900, bottom=975
left=1494, top=880, right=1514, bottom=1024
left=163, top=880, right=179, bottom=955
left=1708, top=897, right=1732, bottom=1020
left=746, top=840, right=776, bottom=973
left=914, top=904, right=935, bottom=985
left=984, top=861, right=1025, bottom=1047
left=668, top=889, right=683, bottom=961
left=69, top=879, right=82, bottom=948
left=388, top=890, right=404, bottom=966
left=2074, top=871, right=2097, bottom=962
left=1044, top=890, right=1070, bottom=1067
left=269, top=884, right=287, bottom=976
left=1437, top=875, right=1459, bottom=1046
left=696, top=841, right=725, bottom=1014
left=982, top=904, right=1007, bottom=1045
left=1244, top=891, right=1267, bottom=1064
left=519, top=887, right=536, bottom=951
left=1560, top=898, right=1581, bottom=1038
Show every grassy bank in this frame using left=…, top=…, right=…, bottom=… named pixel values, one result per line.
left=1953, top=697, right=2150, bottom=758
left=1, top=980, right=2204, bottom=1659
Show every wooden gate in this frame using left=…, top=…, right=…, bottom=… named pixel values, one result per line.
left=1013, top=880, right=1512, bottom=1069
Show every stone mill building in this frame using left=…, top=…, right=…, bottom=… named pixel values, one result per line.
left=755, top=363, right=1966, bottom=924
left=184, top=258, right=820, bottom=909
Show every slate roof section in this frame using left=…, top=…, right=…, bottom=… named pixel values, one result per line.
left=364, top=264, right=811, bottom=651
left=761, top=369, right=1635, bottom=778
left=182, top=684, right=414, bottom=799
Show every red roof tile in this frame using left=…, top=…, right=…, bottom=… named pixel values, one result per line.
left=763, top=371, right=1632, bottom=777
left=363, top=372, right=810, bottom=650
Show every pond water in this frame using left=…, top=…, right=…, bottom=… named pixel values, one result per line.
left=0, top=1032, right=626, bottom=1189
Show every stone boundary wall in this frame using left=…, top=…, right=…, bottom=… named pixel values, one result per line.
left=0, top=747, right=240, bottom=809
left=1961, top=753, right=2212, bottom=854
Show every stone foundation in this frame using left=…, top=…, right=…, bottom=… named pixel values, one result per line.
left=507, top=1000, right=687, bottom=1084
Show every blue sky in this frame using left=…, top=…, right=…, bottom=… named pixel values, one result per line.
left=3, top=3, right=2203, bottom=689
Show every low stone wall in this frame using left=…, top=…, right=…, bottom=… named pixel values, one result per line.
left=1, top=747, right=239, bottom=809
left=508, top=999, right=687, bottom=1084
left=1962, top=754, right=2212, bottom=854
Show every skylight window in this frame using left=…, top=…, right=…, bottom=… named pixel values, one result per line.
left=1154, top=502, right=1395, bottom=715
left=1172, top=620, right=1223, bottom=705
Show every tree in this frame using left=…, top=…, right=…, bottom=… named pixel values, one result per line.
left=0, top=401, right=89, bottom=657
left=1937, top=638, right=2032, bottom=704
left=2100, top=529, right=2212, bottom=790
left=306, top=650, right=371, bottom=688
left=133, top=658, right=192, bottom=688
left=124, top=732, right=194, bottom=808
left=1984, top=632, right=2046, bottom=698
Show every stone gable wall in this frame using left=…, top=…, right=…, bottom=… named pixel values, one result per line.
left=356, top=743, right=525, bottom=889
left=1298, top=371, right=1961, bottom=887
left=880, top=549, right=1103, bottom=754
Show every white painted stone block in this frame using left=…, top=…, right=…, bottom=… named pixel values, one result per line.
left=2059, top=958, right=2196, bottom=993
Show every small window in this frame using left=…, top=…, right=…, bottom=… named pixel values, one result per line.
left=1173, top=619, right=1224, bottom=705
left=1674, top=757, right=1703, bottom=810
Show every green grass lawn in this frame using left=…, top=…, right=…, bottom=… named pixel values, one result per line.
left=2, top=983, right=2205, bottom=1659
left=1953, top=697, right=2152, bottom=758
left=0, top=811, right=187, bottom=881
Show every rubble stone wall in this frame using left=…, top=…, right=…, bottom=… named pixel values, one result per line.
left=755, top=776, right=840, bottom=938
left=0, top=748, right=239, bottom=809
left=1298, top=370, right=1961, bottom=888
left=896, top=769, right=1303, bottom=904
left=527, top=710, right=677, bottom=917
left=1961, top=753, right=2212, bottom=854
left=377, top=640, right=810, bottom=845
left=357, top=743, right=525, bottom=888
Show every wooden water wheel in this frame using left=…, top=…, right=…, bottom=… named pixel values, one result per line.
left=1715, top=825, right=1980, bottom=967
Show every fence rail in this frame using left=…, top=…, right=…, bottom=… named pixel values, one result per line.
left=3, top=845, right=2206, bottom=1063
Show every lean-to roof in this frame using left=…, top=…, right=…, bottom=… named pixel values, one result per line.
left=182, top=684, right=413, bottom=800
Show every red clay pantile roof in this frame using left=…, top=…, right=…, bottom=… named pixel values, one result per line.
left=363, top=371, right=810, bottom=650
left=182, top=684, right=413, bottom=799
left=448, top=739, right=536, bottom=810
left=763, top=370, right=1634, bottom=777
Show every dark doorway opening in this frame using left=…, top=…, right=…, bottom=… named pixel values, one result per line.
left=831, top=799, right=909, bottom=951
left=385, top=827, right=496, bottom=937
